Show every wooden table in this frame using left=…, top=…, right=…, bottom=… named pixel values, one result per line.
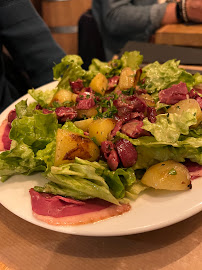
left=155, top=24, right=202, bottom=48
left=0, top=203, right=201, bottom=270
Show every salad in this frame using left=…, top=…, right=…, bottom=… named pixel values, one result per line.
left=0, top=51, right=202, bottom=225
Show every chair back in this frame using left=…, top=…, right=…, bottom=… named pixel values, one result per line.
left=78, top=9, right=106, bottom=69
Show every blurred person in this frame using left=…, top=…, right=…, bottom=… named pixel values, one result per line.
left=92, top=0, right=202, bottom=60
left=0, top=0, right=66, bottom=113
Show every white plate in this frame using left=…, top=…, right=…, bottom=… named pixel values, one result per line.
left=0, top=81, right=202, bottom=237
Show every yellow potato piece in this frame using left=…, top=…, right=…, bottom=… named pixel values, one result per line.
left=88, top=118, right=116, bottom=145
left=167, top=99, right=202, bottom=128
left=54, top=129, right=100, bottom=166
left=89, top=73, right=108, bottom=95
left=141, top=160, right=191, bottom=190
left=118, top=67, right=135, bottom=90
left=50, top=89, right=73, bottom=106
left=76, top=106, right=98, bottom=119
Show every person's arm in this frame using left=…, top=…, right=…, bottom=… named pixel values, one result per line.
left=161, top=0, right=202, bottom=25
left=161, top=3, right=178, bottom=25
left=95, top=0, right=167, bottom=37
left=0, top=0, right=66, bottom=87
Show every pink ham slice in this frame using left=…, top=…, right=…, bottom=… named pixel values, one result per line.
left=29, top=189, right=131, bottom=226
left=0, top=119, right=11, bottom=151
left=184, top=161, right=202, bottom=180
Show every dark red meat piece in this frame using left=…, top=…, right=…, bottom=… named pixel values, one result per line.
left=101, top=141, right=115, bottom=160
left=107, top=149, right=120, bottom=171
left=196, top=97, right=202, bottom=109
left=76, top=92, right=95, bottom=110
left=7, top=109, right=17, bottom=128
left=107, top=76, right=120, bottom=91
left=159, top=82, right=188, bottom=105
left=115, top=139, right=137, bottom=168
left=70, top=79, right=84, bottom=94
left=121, top=120, right=149, bottom=139
left=55, top=106, right=77, bottom=122
left=147, top=106, right=157, bottom=123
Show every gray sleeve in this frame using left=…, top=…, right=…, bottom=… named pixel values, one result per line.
left=95, top=0, right=167, bottom=38
left=150, top=3, right=168, bottom=30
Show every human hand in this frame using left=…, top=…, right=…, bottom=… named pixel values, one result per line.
left=186, top=0, right=202, bottom=23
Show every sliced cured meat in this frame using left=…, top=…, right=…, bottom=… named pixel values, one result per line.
left=33, top=203, right=131, bottom=226
left=0, top=119, right=11, bottom=151
left=29, top=189, right=130, bottom=225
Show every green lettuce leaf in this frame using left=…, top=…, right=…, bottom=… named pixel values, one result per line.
left=121, top=51, right=143, bottom=70
left=36, top=141, right=56, bottom=172
left=89, top=51, right=143, bottom=77
left=28, top=88, right=57, bottom=108
left=143, top=110, right=198, bottom=143
left=0, top=143, right=45, bottom=181
left=45, top=170, right=119, bottom=205
left=75, top=158, right=137, bottom=198
left=126, top=182, right=148, bottom=200
left=9, top=112, right=58, bottom=152
left=53, top=55, right=83, bottom=79
left=34, top=182, right=93, bottom=200
left=193, top=72, right=202, bottom=86
left=53, top=55, right=94, bottom=89
left=141, top=60, right=195, bottom=93
left=117, top=133, right=202, bottom=169
left=15, top=100, right=38, bottom=118
left=62, top=121, right=84, bottom=135
left=51, top=163, right=108, bottom=188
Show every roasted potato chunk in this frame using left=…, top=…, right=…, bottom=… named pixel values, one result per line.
left=55, top=129, right=100, bottom=166
left=50, top=89, right=73, bottom=106
left=141, top=160, right=191, bottom=190
left=118, top=67, right=135, bottom=90
left=89, top=73, right=108, bottom=95
left=88, top=118, right=116, bottom=145
left=167, top=99, right=202, bottom=128
left=76, top=106, right=98, bottom=119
